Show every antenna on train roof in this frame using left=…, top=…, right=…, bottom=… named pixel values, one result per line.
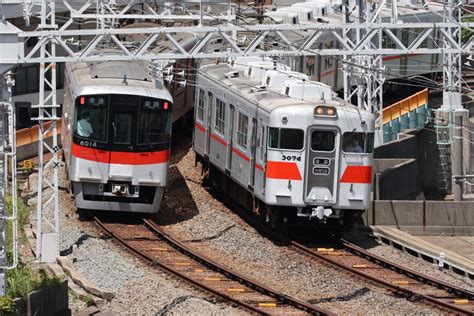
left=122, top=74, right=128, bottom=85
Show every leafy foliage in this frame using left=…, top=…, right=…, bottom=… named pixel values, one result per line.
left=461, top=16, right=474, bottom=45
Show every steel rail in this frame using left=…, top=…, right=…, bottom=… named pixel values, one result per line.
left=339, top=239, right=474, bottom=301
left=93, top=214, right=333, bottom=315
left=92, top=216, right=266, bottom=315
left=143, top=218, right=334, bottom=316
left=208, top=189, right=473, bottom=315
left=289, top=240, right=473, bottom=315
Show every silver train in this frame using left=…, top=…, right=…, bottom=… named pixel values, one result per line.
left=194, top=58, right=375, bottom=226
left=61, top=52, right=195, bottom=213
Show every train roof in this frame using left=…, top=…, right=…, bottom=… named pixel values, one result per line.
left=199, top=62, right=364, bottom=115
left=66, top=56, right=172, bottom=99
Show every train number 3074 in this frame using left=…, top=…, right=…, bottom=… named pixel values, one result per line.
left=281, top=155, right=301, bottom=162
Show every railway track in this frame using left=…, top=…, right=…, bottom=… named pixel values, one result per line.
left=209, top=191, right=474, bottom=315
left=290, top=237, right=474, bottom=315
left=91, top=214, right=333, bottom=315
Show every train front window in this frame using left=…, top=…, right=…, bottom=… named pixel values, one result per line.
left=311, top=130, right=335, bottom=152
left=74, top=95, right=108, bottom=142
left=342, top=132, right=374, bottom=154
left=138, top=98, right=172, bottom=146
left=113, top=113, right=133, bottom=144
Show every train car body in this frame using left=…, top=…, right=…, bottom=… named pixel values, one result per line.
left=194, top=58, right=375, bottom=225
left=62, top=58, right=174, bottom=212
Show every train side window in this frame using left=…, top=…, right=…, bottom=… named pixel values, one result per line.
left=237, top=112, right=248, bottom=149
left=342, top=132, right=374, bottom=154
left=268, top=128, right=304, bottom=150
left=215, top=98, right=226, bottom=134
left=197, top=89, right=205, bottom=121
left=311, top=130, right=335, bottom=152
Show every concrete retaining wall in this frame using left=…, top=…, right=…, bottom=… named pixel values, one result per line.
left=17, top=136, right=60, bottom=162
left=375, top=131, right=416, bottom=159
left=364, top=200, right=474, bottom=235
left=375, top=159, right=417, bottom=200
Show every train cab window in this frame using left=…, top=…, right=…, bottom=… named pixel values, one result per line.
left=215, top=98, right=226, bottom=134
left=268, top=128, right=304, bottom=150
left=74, top=95, right=108, bottom=142
left=311, top=130, right=335, bottom=152
left=138, top=98, right=172, bottom=146
left=342, top=132, right=374, bottom=154
left=197, top=89, right=205, bottom=121
left=113, top=113, right=133, bottom=144
left=237, top=112, right=249, bottom=149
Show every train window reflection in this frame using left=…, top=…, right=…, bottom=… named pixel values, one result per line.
left=114, top=113, right=133, bottom=144
left=342, top=132, right=374, bottom=154
left=311, top=130, right=335, bottom=152
left=138, top=98, right=171, bottom=145
left=74, top=95, right=107, bottom=142
left=268, top=128, right=304, bottom=150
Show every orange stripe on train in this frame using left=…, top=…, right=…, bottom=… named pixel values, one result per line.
left=72, top=143, right=169, bottom=165
left=340, top=166, right=372, bottom=184
left=266, top=161, right=302, bottom=180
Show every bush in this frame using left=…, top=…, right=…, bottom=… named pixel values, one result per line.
left=2, top=265, right=64, bottom=315
left=0, top=296, right=16, bottom=315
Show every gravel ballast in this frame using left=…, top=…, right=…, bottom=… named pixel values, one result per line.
left=21, top=162, right=241, bottom=315
left=158, top=148, right=442, bottom=315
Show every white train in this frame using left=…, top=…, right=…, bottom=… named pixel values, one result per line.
left=61, top=46, right=196, bottom=212
left=193, top=58, right=375, bottom=227
left=264, top=0, right=444, bottom=91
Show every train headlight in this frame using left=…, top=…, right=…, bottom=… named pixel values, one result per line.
left=314, top=106, right=337, bottom=117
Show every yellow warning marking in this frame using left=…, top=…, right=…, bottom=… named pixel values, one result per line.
left=352, top=264, right=368, bottom=268
left=194, top=269, right=205, bottom=273
left=392, top=280, right=412, bottom=285
left=258, top=303, right=277, bottom=308
left=317, top=248, right=334, bottom=252
left=228, top=288, right=246, bottom=293
left=453, top=299, right=469, bottom=305
left=175, top=262, right=191, bottom=266
left=203, top=277, right=221, bottom=281
left=151, top=247, right=168, bottom=251
left=327, top=252, right=344, bottom=256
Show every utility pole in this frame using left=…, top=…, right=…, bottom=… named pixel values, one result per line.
left=342, top=0, right=386, bottom=145
left=436, top=0, right=466, bottom=201
left=35, top=0, right=60, bottom=262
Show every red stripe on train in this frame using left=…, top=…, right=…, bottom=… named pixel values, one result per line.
left=232, top=147, right=250, bottom=162
left=195, top=122, right=206, bottom=133
left=72, top=144, right=169, bottom=165
left=340, top=166, right=372, bottom=184
left=266, top=161, right=302, bottom=180
left=210, top=133, right=227, bottom=147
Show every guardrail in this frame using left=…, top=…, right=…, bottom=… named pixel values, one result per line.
left=382, top=89, right=429, bottom=143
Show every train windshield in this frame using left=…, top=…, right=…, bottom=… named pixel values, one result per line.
left=75, top=95, right=108, bottom=142
left=342, top=132, right=374, bottom=154
left=138, top=98, right=171, bottom=146
left=74, top=94, right=172, bottom=151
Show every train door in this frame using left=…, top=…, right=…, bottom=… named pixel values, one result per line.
left=305, top=128, right=339, bottom=204
left=226, top=104, right=235, bottom=171
left=255, top=120, right=267, bottom=195
left=108, top=101, right=137, bottom=179
left=249, top=117, right=257, bottom=187
left=205, top=91, right=213, bottom=157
